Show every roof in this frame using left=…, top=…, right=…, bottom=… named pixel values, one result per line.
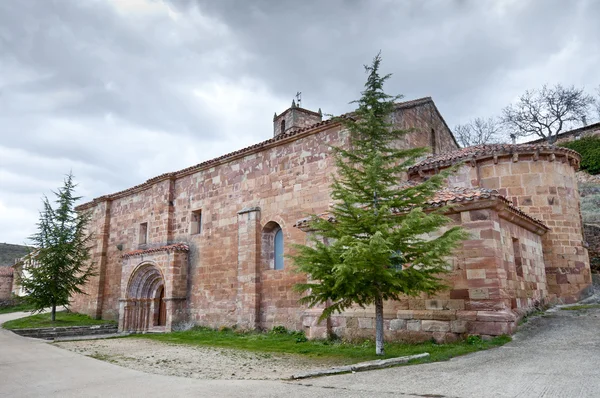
left=293, top=186, right=548, bottom=233
left=78, top=97, right=450, bottom=210
left=0, top=267, right=14, bottom=276
left=409, top=143, right=581, bottom=173
left=526, top=122, right=600, bottom=144
left=122, top=243, right=190, bottom=259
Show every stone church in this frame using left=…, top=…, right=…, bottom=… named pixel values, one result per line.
left=70, top=97, right=592, bottom=342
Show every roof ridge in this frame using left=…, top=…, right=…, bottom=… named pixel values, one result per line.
left=77, top=97, right=436, bottom=209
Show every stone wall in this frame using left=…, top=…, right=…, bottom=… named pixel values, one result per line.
left=0, top=268, right=13, bottom=301
left=584, top=224, right=600, bottom=272
left=302, top=200, right=547, bottom=342
left=410, top=146, right=591, bottom=303
left=10, top=324, right=118, bottom=340
left=71, top=99, right=457, bottom=333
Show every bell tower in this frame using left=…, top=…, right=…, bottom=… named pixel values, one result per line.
left=273, top=96, right=322, bottom=137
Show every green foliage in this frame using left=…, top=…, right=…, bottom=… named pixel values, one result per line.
left=270, top=325, right=288, bottom=334
left=466, top=335, right=483, bottom=345
left=19, top=173, right=95, bottom=320
left=560, top=136, right=600, bottom=175
left=2, top=311, right=115, bottom=329
left=290, top=54, right=468, bottom=322
left=560, top=304, right=600, bottom=311
left=133, top=327, right=510, bottom=363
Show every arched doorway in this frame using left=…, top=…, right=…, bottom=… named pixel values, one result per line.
left=155, top=285, right=166, bottom=326
left=122, top=263, right=166, bottom=332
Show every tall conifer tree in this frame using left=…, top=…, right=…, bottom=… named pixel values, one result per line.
left=20, top=173, right=95, bottom=321
left=292, top=54, right=468, bottom=355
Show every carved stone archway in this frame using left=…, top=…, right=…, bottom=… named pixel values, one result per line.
left=121, top=263, right=166, bottom=332
left=118, top=243, right=189, bottom=333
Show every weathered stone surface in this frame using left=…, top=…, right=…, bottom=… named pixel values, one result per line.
left=421, top=320, right=451, bottom=332
left=389, top=319, right=406, bottom=331
left=291, top=353, right=430, bottom=379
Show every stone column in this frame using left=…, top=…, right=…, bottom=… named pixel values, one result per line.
left=236, top=207, right=261, bottom=329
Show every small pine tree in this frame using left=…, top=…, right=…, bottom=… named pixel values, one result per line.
left=20, top=173, right=95, bottom=321
left=292, top=54, right=468, bottom=355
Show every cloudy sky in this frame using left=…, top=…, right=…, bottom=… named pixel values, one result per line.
left=0, top=0, right=599, bottom=245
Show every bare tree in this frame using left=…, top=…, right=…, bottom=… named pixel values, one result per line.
left=502, top=84, right=594, bottom=143
left=453, top=117, right=504, bottom=148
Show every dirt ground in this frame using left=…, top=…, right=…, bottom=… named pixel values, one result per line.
left=55, top=338, right=345, bottom=380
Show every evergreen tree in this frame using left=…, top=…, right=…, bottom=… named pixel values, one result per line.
left=292, top=54, right=468, bottom=355
left=20, top=173, right=95, bottom=321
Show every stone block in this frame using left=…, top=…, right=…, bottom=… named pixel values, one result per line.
left=389, top=319, right=406, bottom=331
left=421, top=320, right=450, bottom=332
left=469, top=288, right=490, bottom=299
left=467, top=269, right=486, bottom=279
left=358, top=317, right=373, bottom=329
left=406, top=320, right=422, bottom=332
left=451, top=320, right=469, bottom=333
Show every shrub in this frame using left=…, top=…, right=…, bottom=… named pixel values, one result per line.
left=560, top=136, right=600, bottom=175
left=270, top=325, right=288, bottom=334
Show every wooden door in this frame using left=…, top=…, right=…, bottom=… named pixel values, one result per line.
left=157, top=287, right=166, bottom=326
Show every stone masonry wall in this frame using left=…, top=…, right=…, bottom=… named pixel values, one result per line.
left=71, top=101, right=458, bottom=333
left=393, top=102, right=458, bottom=154
left=413, top=150, right=591, bottom=303
left=302, top=203, right=545, bottom=342
left=0, top=270, right=13, bottom=301
left=584, top=224, right=600, bottom=272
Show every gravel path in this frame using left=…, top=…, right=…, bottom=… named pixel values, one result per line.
left=55, top=338, right=345, bottom=380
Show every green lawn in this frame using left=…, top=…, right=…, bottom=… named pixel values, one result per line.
left=560, top=304, right=600, bottom=311
left=133, top=327, right=510, bottom=363
left=2, top=311, right=116, bottom=330
left=0, top=302, right=37, bottom=314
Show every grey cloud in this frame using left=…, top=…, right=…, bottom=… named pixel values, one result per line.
left=1, top=0, right=599, bottom=244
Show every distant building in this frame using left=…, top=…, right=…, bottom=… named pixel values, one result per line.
left=527, top=122, right=600, bottom=145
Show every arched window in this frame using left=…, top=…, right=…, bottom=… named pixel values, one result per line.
left=262, top=222, right=284, bottom=270
left=274, top=228, right=284, bottom=270
left=281, top=119, right=286, bottom=133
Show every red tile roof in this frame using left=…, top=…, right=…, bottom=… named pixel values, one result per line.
left=409, top=143, right=581, bottom=173
left=293, top=186, right=548, bottom=232
left=122, top=243, right=189, bottom=259
left=0, top=267, right=14, bottom=276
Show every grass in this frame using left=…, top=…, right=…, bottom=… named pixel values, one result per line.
left=132, top=327, right=511, bottom=364
left=2, top=311, right=117, bottom=330
left=560, top=304, right=600, bottom=311
left=0, top=302, right=36, bottom=314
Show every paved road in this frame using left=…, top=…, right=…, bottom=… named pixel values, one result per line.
left=1, top=304, right=599, bottom=398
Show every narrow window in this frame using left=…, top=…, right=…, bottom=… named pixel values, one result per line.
left=191, top=210, right=202, bottom=235
left=139, top=222, right=148, bottom=245
left=512, top=237, right=523, bottom=277
left=430, top=128, right=437, bottom=154
left=281, top=119, right=286, bottom=133
left=274, top=228, right=284, bottom=270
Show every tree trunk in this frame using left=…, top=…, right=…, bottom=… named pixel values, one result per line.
left=375, top=296, right=384, bottom=356
left=51, top=304, right=56, bottom=322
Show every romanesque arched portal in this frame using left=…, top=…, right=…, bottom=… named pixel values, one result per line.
left=121, top=263, right=166, bottom=332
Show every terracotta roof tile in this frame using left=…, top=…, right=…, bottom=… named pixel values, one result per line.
left=0, top=267, right=14, bottom=276
left=293, top=186, right=548, bottom=232
left=409, top=143, right=581, bottom=173
left=122, top=243, right=189, bottom=259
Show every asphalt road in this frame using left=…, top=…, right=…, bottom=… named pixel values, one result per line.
left=1, top=302, right=599, bottom=398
